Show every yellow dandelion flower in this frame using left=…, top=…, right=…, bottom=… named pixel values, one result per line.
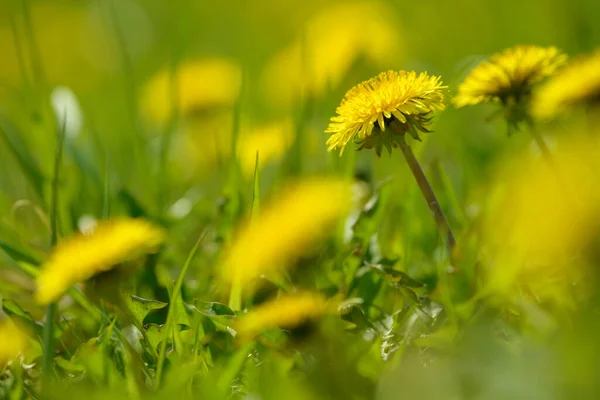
left=261, top=1, right=402, bottom=107
left=236, top=121, right=294, bottom=177
left=219, top=179, right=352, bottom=290
left=532, top=50, right=600, bottom=119
left=235, top=292, right=335, bottom=339
left=0, top=321, right=28, bottom=364
left=483, top=136, right=600, bottom=307
left=36, top=218, right=166, bottom=305
left=454, top=45, right=567, bottom=108
left=326, top=70, right=446, bottom=155
left=140, top=58, right=242, bottom=126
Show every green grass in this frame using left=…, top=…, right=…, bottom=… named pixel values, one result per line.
left=1, top=0, right=600, bottom=399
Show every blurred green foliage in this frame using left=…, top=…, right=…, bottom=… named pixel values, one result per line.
left=1, top=0, right=600, bottom=398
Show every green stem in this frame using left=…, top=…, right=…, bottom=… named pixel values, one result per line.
left=41, top=303, right=57, bottom=376
left=392, top=124, right=455, bottom=254
left=42, top=106, right=66, bottom=379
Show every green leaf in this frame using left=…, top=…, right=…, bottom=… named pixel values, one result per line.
left=1, top=299, right=44, bottom=338
left=340, top=304, right=371, bottom=331
left=123, top=294, right=167, bottom=327
left=194, top=301, right=235, bottom=317
left=55, top=356, right=86, bottom=373
left=144, top=323, right=163, bottom=353
left=0, top=240, right=42, bottom=265
left=365, top=261, right=425, bottom=288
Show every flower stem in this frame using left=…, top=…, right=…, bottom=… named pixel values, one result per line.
left=42, top=93, right=67, bottom=379
left=394, top=128, right=455, bottom=254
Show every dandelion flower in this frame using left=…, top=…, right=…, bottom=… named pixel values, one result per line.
left=533, top=50, right=600, bottom=119
left=236, top=292, right=335, bottom=340
left=326, top=70, right=454, bottom=253
left=36, top=218, right=166, bottom=305
left=454, top=45, right=566, bottom=129
left=0, top=321, right=28, bottom=364
left=454, top=46, right=566, bottom=107
left=326, top=70, right=446, bottom=156
left=219, top=179, right=352, bottom=290
left=140, top=58, right=242, bottom=126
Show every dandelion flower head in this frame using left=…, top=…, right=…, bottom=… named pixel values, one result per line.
left=140, top=58, right=242, bottom=126
left=219, top=179, right=352, bottom=291
left=235, top=292, right=335, bottom=340
left=326, top=70, right=446, bottom=155
left=532, top=50, right=600, bottom=119
left=36, top=218, right=166, bottom=305
left=454, top=45, right=567, bottom=108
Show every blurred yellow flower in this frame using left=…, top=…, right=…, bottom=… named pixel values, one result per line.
left=326, top=70, right=446, bottom=155
left=0, top=321, right=28, bottom=364
left=237, top=121, right=295, bottom=177
left=172, top=115, right=234, bottom=176
left=236, top=292, right=335, bottom=339
left=219, top=179, right=352, bottom=289
left=454, top=45, right=567, bottom=108
left=36, top=218, right=166, bottom=305
left=171, top=119, right=293, bottom=179
left=483, top=137, right=600, bottom=306
left=140, top=58, right=242, bottom=127
left=261, top=1, right=402, bottom=107
left=532, top=50, right=600, bottom=119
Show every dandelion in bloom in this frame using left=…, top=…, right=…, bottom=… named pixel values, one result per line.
left=532, top=50, right=600, bottom=120
left=326, top=70, right=454, bottom=252
left=140, top=58, right=242, bottom=127
left=0, top=321, right=28, bottom=364
left=218, top=179, right=352, bottom=293
left=235, top=292, right=335, bottom=340
left=36, top=218, right=166, bottom=305
left=454, top=45, right=566, bottom=132
left=326, top=70, right=446, bottom=155
left=261, top=1, right=402, bottom=107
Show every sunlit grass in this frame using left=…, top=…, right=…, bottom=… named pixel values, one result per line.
left=1, top=0, right=600, bottom=399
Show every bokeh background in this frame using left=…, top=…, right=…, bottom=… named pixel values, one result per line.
left=2, top=0, right=600, bottom=398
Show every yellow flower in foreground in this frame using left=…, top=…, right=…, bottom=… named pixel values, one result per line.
left=532, top=50, right=600, bottom=119
left=483, top=136, right=600, bottom=306
left=326, top=70, right=446, bottom=155
left=36, top=218, right=166, bottom=304
left=454, top=46, right=567, bottom=108
left=0, top=321, right=28, bottom=364
left=236, top=292, right=335, bottom=339
left=140, top=58, right=242, bottom=126
left=261, top=1, right=401, bottom=106
left=219, top=179, right=352, bottom=289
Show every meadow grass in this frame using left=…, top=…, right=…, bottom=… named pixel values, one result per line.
left=1, top=0, right=600, bottom=399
